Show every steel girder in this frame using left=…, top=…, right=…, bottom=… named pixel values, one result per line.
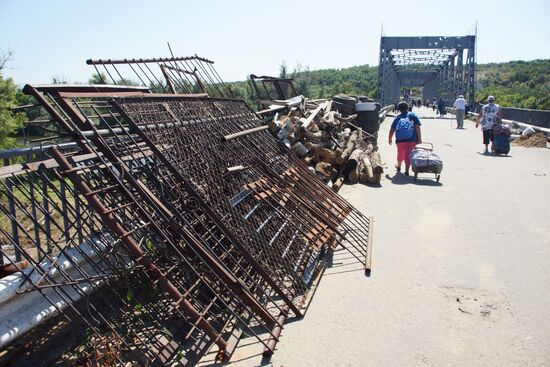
left=377, top=35, right=475, bottom=107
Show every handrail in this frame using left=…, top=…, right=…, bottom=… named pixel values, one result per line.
left=447, top=107, right=550, bottom=135
left=0, top=142, right=78, bottom=160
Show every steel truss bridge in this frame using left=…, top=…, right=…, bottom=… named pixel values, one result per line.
left=378, top=35, right=476, bottom=108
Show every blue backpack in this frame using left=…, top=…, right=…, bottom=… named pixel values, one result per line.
left=395, top=114, right=414, bottom=140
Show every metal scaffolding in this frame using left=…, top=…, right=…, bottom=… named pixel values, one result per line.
left=378, top=35, right=476, bottom=108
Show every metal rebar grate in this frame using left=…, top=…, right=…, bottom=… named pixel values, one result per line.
left=1, top=83, right=373, bottom=365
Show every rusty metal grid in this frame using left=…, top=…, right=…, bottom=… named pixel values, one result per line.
left=115, top=98, right=330, bottom=283
left=63, top=93, right=305, bottom=308
left=86, top=55, right=234, bottom=98
left=114, top=96, right=371, bottom=269
left=50, top=91, right=311, bottom=313
left=51, top=150, right=279, bottom=364
left=6, top=85, right=372, bottom=365
left=3, top=93, right=286, bottom=364
left=0, top=159, right=214, bottom=366
left=30, top=90, right=296, bottom=359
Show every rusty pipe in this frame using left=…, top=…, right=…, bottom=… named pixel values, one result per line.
left=262, top=306, right=289, bottom=358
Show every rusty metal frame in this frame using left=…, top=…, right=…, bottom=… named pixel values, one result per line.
left=249, top=74, right=298, bottom=108
left=86, top=55, right=233, bottom=98
left=17, top=87, right=299, bottom=359
left=3, top=82, right=373, bottom=364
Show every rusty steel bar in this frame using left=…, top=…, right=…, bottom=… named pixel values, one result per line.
left=86, top=55, right=215, bottom=65
left=365, top=216, right=374, bottom=275
left=222, top=125, right=269, bottom=141
left=160, top=64, right=177, bottom=94
left=262, top=306, right=290, bottom=359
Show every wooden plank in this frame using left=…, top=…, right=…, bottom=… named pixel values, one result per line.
left=365, top=216, right=374, bottom=276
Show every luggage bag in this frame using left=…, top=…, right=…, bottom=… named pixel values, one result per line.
left=492, top=124, right=511, bottom=155
left=409, top=142, right=443, bottom=182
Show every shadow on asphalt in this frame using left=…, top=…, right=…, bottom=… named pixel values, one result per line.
left=385, top=173, right=443, bottom=187
left=476, top=152, right=513, bottom=158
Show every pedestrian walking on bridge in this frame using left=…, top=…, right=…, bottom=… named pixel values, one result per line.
left=437, top=98, right=446, bottom=116
left=453, top=95, right=467, bottom=129
left=476, top=95, right=503, bottom=154
left=388, top=101, right=422, bottom=176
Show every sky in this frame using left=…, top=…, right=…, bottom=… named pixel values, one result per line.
left=1, top=0, right=549, bottom=85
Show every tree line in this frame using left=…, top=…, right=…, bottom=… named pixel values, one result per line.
left=475, top=59, right=549, bottom=110
left=229, top=59, right=550, bottom=111
left=1, top=55, right=548, bottom=150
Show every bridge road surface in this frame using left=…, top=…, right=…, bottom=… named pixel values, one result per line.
left=200, top=107, right=550, bottom=367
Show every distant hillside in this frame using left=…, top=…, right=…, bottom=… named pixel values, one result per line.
left=228, top=65, right=379, bottom=109
left=475, top=59, right=549, bottom=110
left=229, top=59, right=550, bottom=110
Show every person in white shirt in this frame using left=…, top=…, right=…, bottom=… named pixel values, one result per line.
left=453, top=95, right=467, bottom=129
left=476, top=95, right=503, bottom=154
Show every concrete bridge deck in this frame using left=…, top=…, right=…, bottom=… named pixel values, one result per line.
left=222, top=107, right=550, bottom=366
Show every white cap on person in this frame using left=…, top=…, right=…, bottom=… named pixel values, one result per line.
left=488, top=95, right=495, bottom=102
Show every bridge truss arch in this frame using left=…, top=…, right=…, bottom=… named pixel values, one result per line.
left=377, top=35, right=476, bottom=108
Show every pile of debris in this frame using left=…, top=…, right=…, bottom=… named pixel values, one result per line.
left=512, top=132, right=548, bottom=148
left=272, top=96, right=386, bottom=188
left=257, top=92, right=387, bottom=189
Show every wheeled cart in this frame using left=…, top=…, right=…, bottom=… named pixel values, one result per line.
left=409, top=143, right=443, bottom=183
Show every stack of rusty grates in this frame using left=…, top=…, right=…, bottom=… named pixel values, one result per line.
left=0, top=56, right=372, bottom=366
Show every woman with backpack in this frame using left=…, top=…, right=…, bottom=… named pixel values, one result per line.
left=388, top=101, right=422, bottom=176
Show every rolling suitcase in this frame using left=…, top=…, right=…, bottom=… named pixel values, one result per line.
left=492, top=124, right=511, bottom=155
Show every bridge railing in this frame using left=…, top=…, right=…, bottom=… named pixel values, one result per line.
left=0, top=143, right=99, bottom=265
left=475, top=104, right=550, bottom=129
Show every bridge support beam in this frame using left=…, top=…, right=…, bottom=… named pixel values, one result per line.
left=377, top=35, right=475, bottom=108
left=467, top=46, right=476, bottom=110
left=456, top=49, right=464, bottom=96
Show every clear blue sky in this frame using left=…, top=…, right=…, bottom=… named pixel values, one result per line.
left=1, top=0, right=548, bottom=85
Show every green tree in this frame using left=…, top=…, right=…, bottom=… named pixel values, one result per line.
left=89, top=72, right=109, bottom=84
left=0, top=75, right=26, bottom=149
left=279, top=60, right=288, bottom=79
left=0, top=50, right=14, bottom=73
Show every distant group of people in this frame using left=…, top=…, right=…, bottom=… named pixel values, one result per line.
left=392, top=98, right=423, bottom=113
left=388, top=94, right=503, bottom=173
left=422, top=97, right=448, bottom=116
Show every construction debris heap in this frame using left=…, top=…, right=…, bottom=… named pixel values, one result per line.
left=250, top=76, right=389, bottom=190
left=0, top=56, right=374, bottom=366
